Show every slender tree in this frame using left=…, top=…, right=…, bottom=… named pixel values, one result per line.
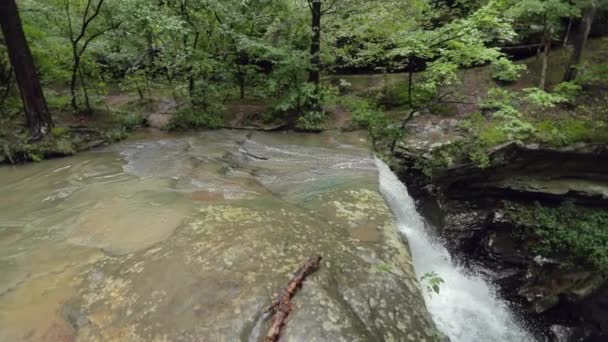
left=508, top=0, right=578, bottom=89
left=0, top=0, right=53, bottom=139
left=65, top=0, right=120, bottom=114
left=308, top=0, right=321, bottom=87
left=306, top=0, right=337, bottom=111
left=564, top=0, right=597, bottom=81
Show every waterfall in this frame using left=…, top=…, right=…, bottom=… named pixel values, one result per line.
left=375, top=158, right=535, bottom=342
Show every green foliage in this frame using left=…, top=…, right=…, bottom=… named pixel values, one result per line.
left=415, top=141, right=466, bottom=176
left=15, top=137, right=77, bottom=162
left=479, top=89, right=536, bottom=142
left=577, top=62, right=608, bottom=87
left=532, top=202, right=608, bottom=273
left=552, top=82, right=582, bottom=104
left=420, top=271, right=445, bottom=295
left=44, top=90, right=72, bottom=111
left=376, top=263, right=393, bottom=273
left=51, top=127, right=69, bottom=138
left=112, top=111, right=145, bottom=132
left=103, top=128, right=129, bottom=143
left=463, top=112, right=509, bottom=167
left=480, top=88, right=516, bottom=111
left=506, top=0, right=579, bottom=31
left=491, top=57, right=526, bottom=82
left=296, top=111, right=327, bottom=132
left=492, top=106, right=537, bottom=139
left=523, top=87, right=568, bottom=108
left=340, top=96, right=402, bottom=143
left=168, top=106, right=223, bottom=130
left=535, top=118, right=608, bottom=145
left=337, top=79, right=352, bottom=94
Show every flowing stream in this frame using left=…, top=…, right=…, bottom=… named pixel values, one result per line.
left=375, top=158, right=535, bottom=342
left=0, top=129, right=536, bottom=341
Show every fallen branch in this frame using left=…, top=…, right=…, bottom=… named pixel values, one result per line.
left=265, top=255, right=322, bottom=342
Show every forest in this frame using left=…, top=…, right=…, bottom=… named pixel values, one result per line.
left=0, top=0, right=605, bottom=157
left=1, top=0, right=608, bottom=341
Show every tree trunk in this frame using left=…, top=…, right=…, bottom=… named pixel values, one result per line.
left=0, top=67, right=14, bottom=107
left=78, top=63, right=92, bottom=113
left=237, top=50, right=247, bottom=100
left=238, top=71, right=245, bottom=100
left=308, top=0, right=322, bottom=111
left=539, top=26, right=553, bottom=90
left=408, top=65, right=413, bottom=107
left=564, top=2, right=596, bottom=82
left=309, top=0, right=321, bottom=85
left=70, top=53, right=80, bottom=112
left=0, top=0, right=53, bottom=139
left=563, top=17, right=573, bottom=47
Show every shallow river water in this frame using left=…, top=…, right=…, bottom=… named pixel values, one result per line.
left=0, top=129, right=532, bottom=341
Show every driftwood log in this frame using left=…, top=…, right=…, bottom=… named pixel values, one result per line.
left=265, top=255, right=322, bottom=342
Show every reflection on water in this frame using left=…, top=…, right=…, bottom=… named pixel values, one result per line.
left=0, top=129, right=373, bottom=341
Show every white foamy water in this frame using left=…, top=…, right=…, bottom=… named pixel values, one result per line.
left=375, top=158, right=535, bottom=342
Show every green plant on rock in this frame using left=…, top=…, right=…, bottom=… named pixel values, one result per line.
left=523, top=87, right=568, bottom=108
left=492, top=106, right=536, bottom=140
left=491, top=57, right=526, bottom=82
left=421, top=271, right=445, bottom=295
left=532, top=202, right=608, bottom=273
left=533, top=118, right=608, bottom=145
left=552, top=81, right=582, bottom=104
left=341, top=96, right=402, bottom=146
left=480, top=88, right=516, bottom=112
left=414, top=141, right=466, bottom=176
left=478, top=88, right=536, bottom=142
left=461, top=112, right=510, bottom=168
left=376, top=263, right=393, bottom=273
left=577, top=62, right=608, bottom=87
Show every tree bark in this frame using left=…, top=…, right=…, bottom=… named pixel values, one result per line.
left=309, top=0, right=321, bottom=85
left=408, top=66, right=413, bottom=107
left=308, top=0, right=322, bottom=111
left=0, top=0, right=53, bottom=139
left=539, top=24, right=553, bottom=90
left=70, top=53, right=80, bottom=112
left=0, top=66, right=14, bottom=107
left=564, top=2, right=596, bottom=82
left=563, top=17, right=573, bottom=47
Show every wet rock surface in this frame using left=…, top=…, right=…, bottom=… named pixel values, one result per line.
left=390, top=124, right=608, bottom=341
left=145, top=99, right=177, bottom=129
left=0, top=130, right=438, bottom=341
left=68, top=190, right=436, bottom=341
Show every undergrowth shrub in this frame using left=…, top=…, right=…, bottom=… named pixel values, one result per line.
left=523, top=88, right=567, bottom=108
left=491, top=57, right=526, bottom=82
left=340, top=96, right=402, bottom=144
left=553, top=82, right=582, bottom=104
left=535, top=118, right=608, bottom=145
left=296, top=111, right=327, bottom=131
left=169, top=105, right=223, bottom=130
left=532, top=202, right=608, bottom=273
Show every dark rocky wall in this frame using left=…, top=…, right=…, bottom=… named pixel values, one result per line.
left=391, top=142, right=608, bottom=342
